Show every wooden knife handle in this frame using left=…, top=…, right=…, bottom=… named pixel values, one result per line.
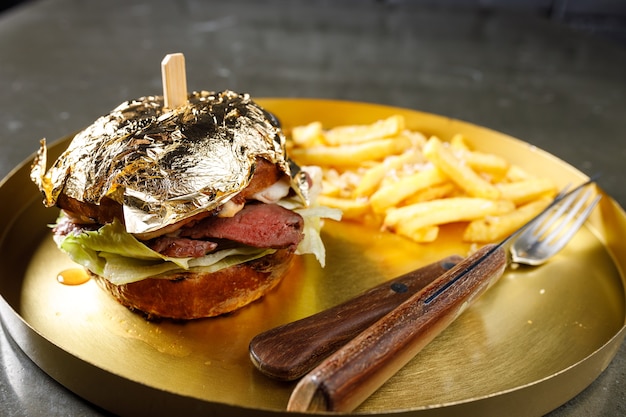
left=249, top=255, right=463, bottom=381
left=286, top=244, right=507, bottom=413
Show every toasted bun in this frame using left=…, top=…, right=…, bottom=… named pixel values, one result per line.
left=91, top=247, right=296, bottom=320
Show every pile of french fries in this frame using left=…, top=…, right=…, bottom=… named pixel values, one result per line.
left=287, top=115, right=557, bottom=244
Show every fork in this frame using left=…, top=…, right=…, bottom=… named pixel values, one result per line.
left=255, top=179, right=601, bottom=412
left=510, top=181, right=601, bottom=265
left=419, top=178, right=602, bottom=307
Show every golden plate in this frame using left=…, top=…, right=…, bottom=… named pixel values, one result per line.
left=1, top=99, right=625, bottom=417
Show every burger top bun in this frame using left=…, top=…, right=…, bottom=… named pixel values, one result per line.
left=31, top=90, right=310, bottom=235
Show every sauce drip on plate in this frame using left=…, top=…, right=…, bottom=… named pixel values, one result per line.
left=57, top=268, right=90, bottom=286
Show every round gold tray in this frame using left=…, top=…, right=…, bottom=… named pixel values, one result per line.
left=1, top=99, right=625, bottom=417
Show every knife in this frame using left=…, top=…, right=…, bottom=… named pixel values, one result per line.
left=249, top=254, right=463, bottom=381
left=286, top=243, right=507, bottom=412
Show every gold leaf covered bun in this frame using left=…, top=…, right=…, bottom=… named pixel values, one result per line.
left=31, top=90, right=308, bottom=234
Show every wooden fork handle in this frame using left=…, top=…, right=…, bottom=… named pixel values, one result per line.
left=287, top=244, right=507, bottom=413
left=249, top=255, right=463, bottom=381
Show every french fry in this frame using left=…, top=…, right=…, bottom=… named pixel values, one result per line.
left=459, top=150, right=509, bottom=179
left=463, top=197, right=552, bottom=242
left=370, top=167, right=448, bottom=213
left=449, top=134, right=509, bottom=177
left=423, top=136, right=501, bottom=200
left=316, top=195, right=370, bottom=220
left=442, top=134, right=509, bottom=177
left=449, top=133, right=471, bottom=151
left=402, top=182, right=457, bottom=205
left=292, top=122, right=325, bottom=147
left=324, top=115, right=405, bottom=145
left=497, top=178, right=556, bottom=205
left=505, top=165, right=533, bottom=182
left=321, top=179, right=342, bottom=197
left=384, top=197, right=515, bottom=232
left=399, top=130, right=428, bottom=149
left=288, top=116, right=556, bottom=246
left=321, top=170, right=364, bottom=199
left=289, top=136, right=412, bottom=167
left=352, top=149, right=422, bottom=198
left=394, top=225, right=439, bottom=243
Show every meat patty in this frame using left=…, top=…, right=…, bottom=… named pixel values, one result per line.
left=148, top=237, right=218, bottom=258
left=238, top=158, right=283, bottom=200
left=179, top=203, right=304, bottom=250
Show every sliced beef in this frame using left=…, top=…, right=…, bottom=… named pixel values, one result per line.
left=238, top=158, right=284, bottom=199
left=148, top=237, right=218, bottom=258
left=180, top=203, right=303, bottom=249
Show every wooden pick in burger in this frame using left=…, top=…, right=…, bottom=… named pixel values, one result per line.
left=161, top=52, right=188, bottom=109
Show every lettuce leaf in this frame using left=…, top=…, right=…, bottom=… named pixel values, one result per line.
left=57, top=219, right=273, bottom=285
left=293, top=205, right=342, bottom=267
left=276, top=165, right=342, bottom=267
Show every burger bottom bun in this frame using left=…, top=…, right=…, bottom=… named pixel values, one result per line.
left=90, top=248, right=296, bottom=320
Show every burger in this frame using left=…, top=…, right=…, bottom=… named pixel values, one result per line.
left=30, top=90, right=339, bottom=320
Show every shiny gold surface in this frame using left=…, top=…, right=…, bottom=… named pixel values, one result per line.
left=30, top=90, right=309, bottom=235
left=1, top=99, right=625, bottom=417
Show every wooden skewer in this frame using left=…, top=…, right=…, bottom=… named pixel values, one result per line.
left=161, top=53, right=188, bottom=109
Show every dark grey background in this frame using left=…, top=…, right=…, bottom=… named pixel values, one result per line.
left=11, top=0, right=626, bottom=45
left=1, top=0, right=625, bottom=416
